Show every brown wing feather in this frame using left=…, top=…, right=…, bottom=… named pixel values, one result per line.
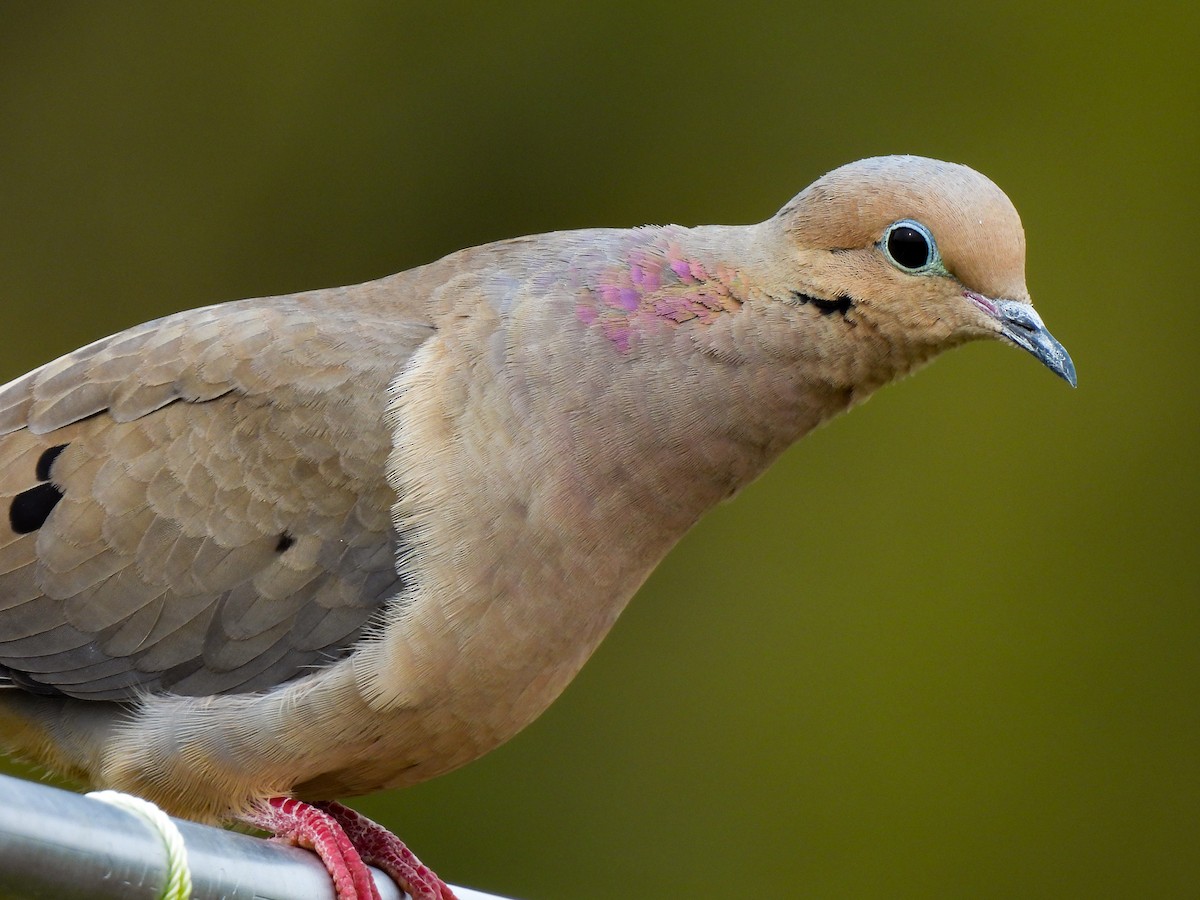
left=0, top=288, right=433, bottom=700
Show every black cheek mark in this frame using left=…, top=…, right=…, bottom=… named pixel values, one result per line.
left=791, top=291, right=856, bottom=320
left=275, top=532, right=295, bottom=553
left=10, top=482, right=64, bottom=534
left=812, top=295, right=855, bottom=316
left=35, top=444, right=69, bottom=482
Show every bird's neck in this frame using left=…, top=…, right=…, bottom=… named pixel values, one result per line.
left=522, top=220, right=937, bottom=526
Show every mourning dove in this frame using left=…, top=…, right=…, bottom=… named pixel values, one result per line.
left=0, top=155, right=1074, bottom=899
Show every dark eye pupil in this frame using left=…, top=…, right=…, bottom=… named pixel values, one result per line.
left=887, top=226, right=931, bottom=269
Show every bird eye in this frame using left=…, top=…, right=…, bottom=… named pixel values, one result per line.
left=882, top=219, right=939, bottom=273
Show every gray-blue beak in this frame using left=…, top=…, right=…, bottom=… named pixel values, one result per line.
left=994, top=299, right=1077, bottom=388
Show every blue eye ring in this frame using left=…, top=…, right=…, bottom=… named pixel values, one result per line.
left=880, top=219, right=944, bottom=274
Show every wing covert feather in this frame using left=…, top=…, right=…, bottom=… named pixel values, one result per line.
left=0, top=285, right=434, bottom=700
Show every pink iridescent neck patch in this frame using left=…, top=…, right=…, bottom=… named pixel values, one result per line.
left=577, top=228, right=744, bottom=353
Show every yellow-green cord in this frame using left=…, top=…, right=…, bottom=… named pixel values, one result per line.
left=87, top=790, right=193, bottom=900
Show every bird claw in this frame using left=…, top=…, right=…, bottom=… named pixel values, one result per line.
left=316, top=801, right=458, bottom=900
left=244, top=797, right=454, bottom=900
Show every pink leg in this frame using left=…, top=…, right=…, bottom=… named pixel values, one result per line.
left=243, top=797, right=381, bottom=900
left=317, top=801, right=458, bottom=900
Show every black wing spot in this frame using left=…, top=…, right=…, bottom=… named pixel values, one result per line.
left=35, top=444, right=69, bottom=482
left=10, top=482, right=64, bottom=534
left=275, top=532, right=295, bottom=553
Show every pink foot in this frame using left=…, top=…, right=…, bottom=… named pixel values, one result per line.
left=242, top=797, right=455, bottom=900
left=317, top=801, right=458, bottom=900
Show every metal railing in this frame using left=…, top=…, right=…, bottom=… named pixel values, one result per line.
left=0, top=773, right=510, bottom=900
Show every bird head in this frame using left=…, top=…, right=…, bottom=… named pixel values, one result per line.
left=772, top=155, right=1076, bottom=387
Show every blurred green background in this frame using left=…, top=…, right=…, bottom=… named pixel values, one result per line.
left=0, top=3, right=1196, bottom=898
